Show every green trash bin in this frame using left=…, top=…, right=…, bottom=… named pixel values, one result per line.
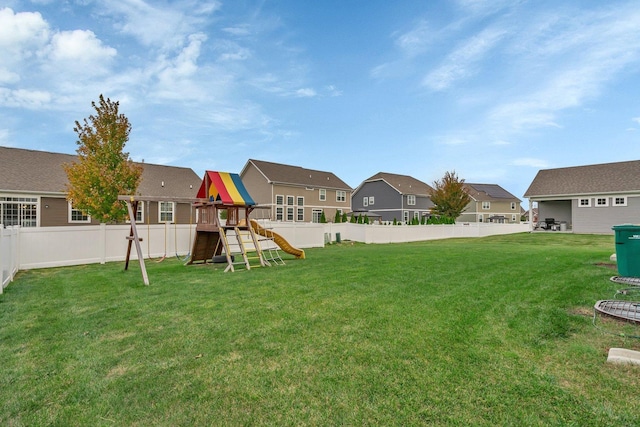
left=612, top=224, right=640, bottom=277
left=336, top=232, right=341, bottom=243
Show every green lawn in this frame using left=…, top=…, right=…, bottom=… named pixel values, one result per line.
left=1, top=233, right=639, bottom=426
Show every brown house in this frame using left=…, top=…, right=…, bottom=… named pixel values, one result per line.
left=0, top=146, right=201, bottom=227
left=240, top=159, right=353, bottom=222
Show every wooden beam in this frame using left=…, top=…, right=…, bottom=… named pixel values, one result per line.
left=124, top=198, right=149, bottom=285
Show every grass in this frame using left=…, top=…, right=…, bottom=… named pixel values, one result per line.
left=1, top=233, right=639, bottom=426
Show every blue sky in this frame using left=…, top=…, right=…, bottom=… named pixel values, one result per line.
left=2, top=1, right=640, bottom=208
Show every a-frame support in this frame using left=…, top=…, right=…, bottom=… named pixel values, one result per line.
left=124, top=198, right=149, bottom=285
left=119, top=195, right=197, bottom=285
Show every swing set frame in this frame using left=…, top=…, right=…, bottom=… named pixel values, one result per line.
left=119, top=195, right=198, bottom=285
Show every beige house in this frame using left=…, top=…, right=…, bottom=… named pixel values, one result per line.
left=458, top=183, right=522, bottom=223
left=240, top=159, right=352, bottom=222
left=0, top=146, right=201, bottom=227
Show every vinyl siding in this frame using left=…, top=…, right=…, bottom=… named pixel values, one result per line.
left=572, top=196, right=640, bottom=234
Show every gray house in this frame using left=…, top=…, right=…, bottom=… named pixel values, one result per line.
left=351, top=172, right=434, bottom=223
left=0, top=146, right=201, bottom=227
left=524, top=160, right=640, bottom=234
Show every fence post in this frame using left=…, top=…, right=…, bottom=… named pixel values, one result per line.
left=0, top=224, right=4, bottom=294
left=100, top=223, right=107, bottom=264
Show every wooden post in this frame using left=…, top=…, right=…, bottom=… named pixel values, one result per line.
left=125, top=199, right=149, bottom=285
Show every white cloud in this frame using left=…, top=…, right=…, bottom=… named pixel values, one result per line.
left=0, top=68, right=20, bottom=84
left=103, top=0, right=220, bottom=50
left=395, top=20, right=432, bottom=57
left=422, top=27, right=507, bottom=91
left=223, top=25, right=252, bottom=37
left=511, top=157, right=550, bottom=169
left=455, top=0, right=521, bottom=17
left=48, top=30, right=117, bottom=63
left=632, top=117, right=640, bottom=125
left=485, top=3, right=640, bottom=136
left=325, top=85, right=342, bottom=97
left=0, top=8, right=49, bottom=64
left=0, top=88, right=52, bottom=109
left=205, top=103, right=272, bottom=132
left=295, top=88, right=316, bottom=97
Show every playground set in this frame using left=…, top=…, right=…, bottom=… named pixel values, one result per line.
left=121, top=171, right=304, bottom=285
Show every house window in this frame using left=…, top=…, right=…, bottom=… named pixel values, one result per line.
left=363, top=197, right=368, bottom=207
left=478, top=214, right=483, bottom=222
left=511, top=202, right=516, bottom=210
left=407, top=195, right=416, bottom=206
left=336, top=190, right=346, bottom=202
left=368, top=196, right=374, bottom=205
left=595, top=197, right=608, bottom=207
left=511, top=214, right=517, bottom=222
left=482, top=202, right=490, bottom=210
left=613, top=196, right=627, bottom=206
left=312, top=209, right=323, bottom=223
left=319, top=189, right=326, bottom=201
left=286, top=207, right=294, bottom=221
left=297, top=207, right=304, bottom=221
left=1, top=196, right=38, bottom=227
left=286, top=195, right=294, bottom=206
left=403, top=211, right=409, bottom=223
left=578, top=198, right=591, bottom=207
left=69, top=202, right=90, bottom=223
left=275, top=195, right=284, bottom=220
left=413, top=211, right=419, bottom=220
left=297, top=196, right=304, bottom=206
left=159, top=201, right=174, bottom=223
left=134, top=202, right=144, bottom=223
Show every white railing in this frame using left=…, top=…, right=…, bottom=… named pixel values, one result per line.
left=0, top=221, right=529, bottom=288
left=1, top=225, right=20, bottom=293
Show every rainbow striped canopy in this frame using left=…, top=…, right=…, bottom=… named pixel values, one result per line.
left=196, top=171, right=256, bottom=206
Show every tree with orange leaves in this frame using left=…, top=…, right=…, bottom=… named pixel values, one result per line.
left=64, top=95, right=142, bottom=223
left=429, top=170, right=471, bottom=222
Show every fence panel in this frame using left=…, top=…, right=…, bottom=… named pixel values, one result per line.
left=9, top=222, right=529, bottom=272
left=1, top=225, right=20, bottom=293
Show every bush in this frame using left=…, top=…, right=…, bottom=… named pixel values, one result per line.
left=427, top=216, right=455, bottom=225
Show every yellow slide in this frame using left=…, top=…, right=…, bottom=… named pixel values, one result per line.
left=249, top=220, right=305, bottom=259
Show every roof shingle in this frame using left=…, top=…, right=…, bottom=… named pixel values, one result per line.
left=524, top=160, right=640, bottom=197
left=0, top=146, right=201, bottom=198
left=246, top=159, right=352, bottom=190
left=364, top=172, right=433, bottom=195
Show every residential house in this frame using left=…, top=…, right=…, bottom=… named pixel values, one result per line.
left=459, top=183, right=522, bottom=223
left=240, top=159, right=353, bottom=223
left=351, top=172, right=434, bottom=223
left=0, top=146, right=201, bottom=227
left=524, top=160, right=640, bottom=234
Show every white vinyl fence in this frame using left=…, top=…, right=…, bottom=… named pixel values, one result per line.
left=1, top=225, right=19, bottom=293
left=0, top=221, right=529, bottom=290
left=323, top=222, right=530, bottom=244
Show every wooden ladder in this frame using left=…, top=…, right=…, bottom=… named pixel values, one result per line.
left=220, top=226, right=267, bottom=272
